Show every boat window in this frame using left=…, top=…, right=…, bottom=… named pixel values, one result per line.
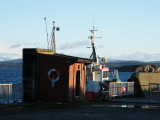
left=103, top=71, right=108, bottom=78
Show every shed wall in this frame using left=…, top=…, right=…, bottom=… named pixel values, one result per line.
left=37, top=54, right=70, bottom=101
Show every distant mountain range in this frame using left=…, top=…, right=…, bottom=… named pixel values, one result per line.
left=107, top=59, right=160, bottom=72
left=1, top=58, right=160, bottom=72
left=107, top=59, right=160, bottom=68
left=0, top=59, right=22, bottom=68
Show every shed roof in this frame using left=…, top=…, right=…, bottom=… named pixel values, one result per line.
left=23, top=48, right=92, bottom=63
left=53, top=53, right=92, bottom=63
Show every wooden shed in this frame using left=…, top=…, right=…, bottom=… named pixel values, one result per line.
left=23, top=48, right=91, bottom=102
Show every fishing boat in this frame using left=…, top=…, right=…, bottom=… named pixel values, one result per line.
left=85, top=26, right=126, bottom=100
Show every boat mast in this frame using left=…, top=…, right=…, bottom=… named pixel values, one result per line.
left=89, top=25, right=102, bottom=63
left=89, top=26, right=98, bottom=63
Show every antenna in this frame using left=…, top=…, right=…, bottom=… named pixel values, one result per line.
left=93, top=15, right=95, bottom=28
left=44, top=19, right=60, bottom=53
left=44, top=17, right=49, bottom=49
left=51, top=21, right=60, bottom=53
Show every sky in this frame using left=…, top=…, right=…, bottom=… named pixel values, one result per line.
left=0, top=0, right=160, bottom=61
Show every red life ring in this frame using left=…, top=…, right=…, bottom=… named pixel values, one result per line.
left=48, top=69, right=60, bottom=82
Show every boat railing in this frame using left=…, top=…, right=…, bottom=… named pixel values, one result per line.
left=108, top=82, right=134, bottom=98
left=0, top=84, right=23, bottom=104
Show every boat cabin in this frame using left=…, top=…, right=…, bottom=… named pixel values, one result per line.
left=86, top=63, right=109, bottom=82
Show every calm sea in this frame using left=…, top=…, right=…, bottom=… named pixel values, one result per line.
left=0, top=68, right=22, bottom=84
left=0, top=68, right=133, bottom=84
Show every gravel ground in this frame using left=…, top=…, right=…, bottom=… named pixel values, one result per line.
left=0, top=102, right=160, bottom=120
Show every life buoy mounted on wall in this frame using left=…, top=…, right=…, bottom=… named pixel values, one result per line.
left=48, top=69, right=60, bottom=87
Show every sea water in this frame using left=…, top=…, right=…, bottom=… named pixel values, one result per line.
left=118, top=72, right=134, bottom=82
left=0, top=68, right=133, bottom=84
left=0, top=68, right=22, bottom=84
left=0, top=68, right=22, bottom=104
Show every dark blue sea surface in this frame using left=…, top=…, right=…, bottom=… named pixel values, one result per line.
left=0, top=68, right=22, bottom=104
left=0, top=68, right=22, bottom=84
left=0, top=68, right=133, bottom=84
left=118, top=72, right=133, bottom=82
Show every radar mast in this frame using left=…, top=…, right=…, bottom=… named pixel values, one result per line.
left=89, top=26, right=101, bottom=63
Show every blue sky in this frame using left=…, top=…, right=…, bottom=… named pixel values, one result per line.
left=0, top=0, right=160, bottom=61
